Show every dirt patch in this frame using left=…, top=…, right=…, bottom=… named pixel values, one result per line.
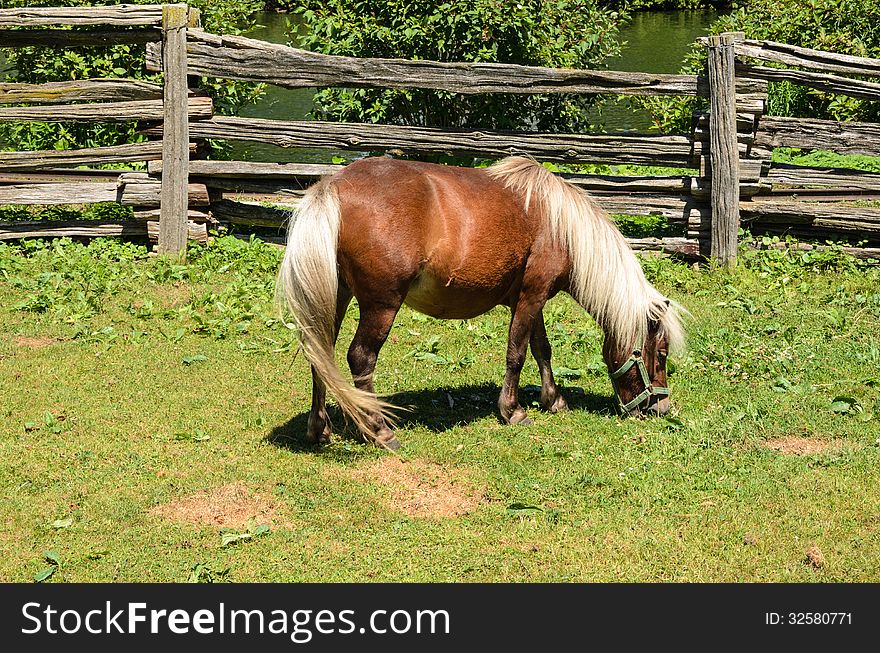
left=342, top=458, right=484, bottom=519
left=805, top=543, right=826, bottom=570
left=13, top=336, right=58, bottom=349
left=762, top=437, right=843, bottom=456
left=743, top=533, right=760, bottom=546
left=150, top=482, right=278, bottom=528
left=154, top=283, right=191, bottom=309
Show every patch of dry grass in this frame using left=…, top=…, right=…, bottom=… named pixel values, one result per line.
left=150, top=482, right=279, bottom=528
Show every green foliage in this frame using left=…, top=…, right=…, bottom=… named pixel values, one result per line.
left=220, top=523, right=270, bottom=547
left=0, top=203, right=134, bottom=223
left=0, top=235, right=285, bottom=346
left=739, top=232, right=874, bottom=273
left=638, top=0, right=880, bottom=130
left=614, top=213, right=683, bottom=238
left=293, top=0, right=623, bottom=131
left=33, top=551, right=61, bottom=583
left=608, top=0, right=726, bottom=8
left=0, top=0, right=265, bottom=153
left=772, top=148, right=880, bottom=173
left=713, top=0, right=880, bottom=122
left=542, top=161, right=695, bottom=176
left=185, top=562, right=231, bottom=583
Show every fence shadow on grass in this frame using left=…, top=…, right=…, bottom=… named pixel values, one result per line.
left=266, top=381, right=615, bottom=453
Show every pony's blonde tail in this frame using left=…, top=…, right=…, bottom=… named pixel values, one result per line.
left=276, top=178, right=393, bottom=443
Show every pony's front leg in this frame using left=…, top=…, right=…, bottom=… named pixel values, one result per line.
left=530, top=311, right=569, bottom=414
left=499, top=296, right=547, bottom=426
left=347, top=301, right=402, bottom=450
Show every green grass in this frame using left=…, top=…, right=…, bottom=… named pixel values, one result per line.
left=1, top=235, right=879, bottom=582
left=771, top=149, right=880, bottom=173
left=0, top=202, right=134, bottom=223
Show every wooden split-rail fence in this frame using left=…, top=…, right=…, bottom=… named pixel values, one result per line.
left=2, top=4, right=880, bottom=264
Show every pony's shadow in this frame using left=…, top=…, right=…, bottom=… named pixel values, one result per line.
left=266, top=382, right=615, bottom=453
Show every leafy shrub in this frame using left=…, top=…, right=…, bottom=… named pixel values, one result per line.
left=711, top=0, right=880, bottom=122
left=614, top=214, right=684, bottom=238
left=639, top=0, right=880, bottom=131
left=291, top=0, right=624, bottom=131
left=605, top=0, right=725, bottom=8
left=0, top=203, right=133, bottom=222
left=0, top=0, right=265, bottom=153
left=772, top=148, right=880, bottom=173
left=739, top=232, right=872, bottom=274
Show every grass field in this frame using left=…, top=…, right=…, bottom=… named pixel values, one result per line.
left=1, top=234, right=879, bottom=582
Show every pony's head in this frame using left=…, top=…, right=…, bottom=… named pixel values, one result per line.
left=487, top=156, right=687, bottom=418
left=602, top=298, right=684, bottom=417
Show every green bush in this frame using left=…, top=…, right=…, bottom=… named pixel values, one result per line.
left=292, top=0, right=624, bottom=131
left=639, top=0, right=880, bottom=131
left=0, top=203, right=134, bottom=223
left=0, top=0, right=265, bottom=153
left=712, top=0, right=880, bottom=122
left=607, top=0, right=726, bottom=8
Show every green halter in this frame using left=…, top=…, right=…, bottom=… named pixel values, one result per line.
left=608, top=349, right=669, bottom=414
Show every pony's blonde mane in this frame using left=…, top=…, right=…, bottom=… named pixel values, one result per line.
left=487, top=157, right=685, bottom=354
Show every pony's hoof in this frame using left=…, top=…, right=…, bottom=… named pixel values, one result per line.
left=541, top=394, right=568, bottom=413
left=545, top=395, right=569, bottom=413
left=307, top=415, right=332, bottom=445
left=507, top=409, right=533, bottom=426
left=373, top=429, right=401, bottom=451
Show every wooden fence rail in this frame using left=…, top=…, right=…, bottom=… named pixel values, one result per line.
left=0, top=78, right=165, bottom=104
left=732, top=39, right=880, bottom=77
left=1, top=6, right=879, bottom=265
left=146, top=30, right=769, bottom=97
left=754, top=116, right=880, bottom=156
left=0, top=27, right=162, bottom=46
left=0, top=96, right=212, bottom=123
left=0, top=5, right=165, bottom=27
left=147, top=116, right=698, bottom=168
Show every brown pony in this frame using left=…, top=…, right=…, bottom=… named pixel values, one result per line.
left=277, top=156, right=685, bottom=449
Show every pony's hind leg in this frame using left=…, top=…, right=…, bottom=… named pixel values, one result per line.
left=307, top=286, right=353, bottom=444
left=346, top=300, right=402, bottom=450
left=530, top=311, right=569, bottom=414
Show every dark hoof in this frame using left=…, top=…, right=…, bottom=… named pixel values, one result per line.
left=539, top=389, right=569, bottom=413
left=371, top=427, right=401, bottom=451
left=307, top=414, right=332, bottom=445
left=377, top=436, right=401, bottom=451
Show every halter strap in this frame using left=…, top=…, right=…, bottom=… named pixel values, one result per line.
left=609, top=349, right=669, bottom=414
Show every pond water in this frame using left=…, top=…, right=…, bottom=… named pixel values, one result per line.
left=227, top=9, right=718, bottom=162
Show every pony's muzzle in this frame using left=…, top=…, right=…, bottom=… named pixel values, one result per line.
left=644, top=396, right=671, bottom=417
left=629, top=396, right=671, bottom=418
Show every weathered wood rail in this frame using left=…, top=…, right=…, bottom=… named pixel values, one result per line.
left=145, top=117, right=697, bottom=167
left=0, top=5, right=166, bottom=27
left=144, top=30, right=764, bottom=97
left=0, top=78, right=165, bottom=104
left=1, top=4, right=879, bottom=265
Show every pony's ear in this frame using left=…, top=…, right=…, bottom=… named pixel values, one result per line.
left=650, top=298, right=670, bottom=321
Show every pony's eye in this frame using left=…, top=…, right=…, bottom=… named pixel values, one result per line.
left=658, top=350, right=668, bottom=359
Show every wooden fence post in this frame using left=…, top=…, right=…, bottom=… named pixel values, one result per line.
left=158, top=3, right=189, bottom=258
left=707, top=32, right=740, bottom=267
